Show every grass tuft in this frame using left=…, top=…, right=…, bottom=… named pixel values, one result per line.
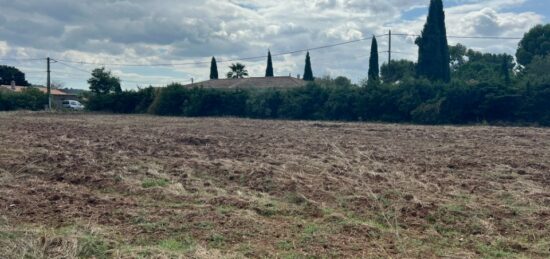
left=141, top=178, right=170, bottom=188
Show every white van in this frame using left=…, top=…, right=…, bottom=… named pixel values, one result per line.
left=62, top=100, right=85, bottom=110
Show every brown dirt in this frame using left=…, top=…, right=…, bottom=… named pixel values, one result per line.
left=0, top=112, right=549, bottom=258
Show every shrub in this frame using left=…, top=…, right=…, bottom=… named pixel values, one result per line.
left=87, top=86, right=156, bottom=113
left=0, top=88, right=48, bottom=111
left=82, top=78, right=550, bottom=126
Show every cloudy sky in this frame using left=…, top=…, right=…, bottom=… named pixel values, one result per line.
left=0, top=0, right=548, bottom=89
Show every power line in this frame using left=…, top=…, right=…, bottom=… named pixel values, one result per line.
left=385, top=51, right=416, bottom=55
left=53, top=59, right=91, bottom=74
left=3, top=32, right=527, bottom=88
left=2, top=33, right=523, bottom=69
left=0, top=57, right=46, bottom=62
left=53, top=59, right=182, bottom=85
left=52, top=35, right=384, bottom=67
left=391, top=33, right=522, bottom=40
left=50, top=33, right=522, bottom=68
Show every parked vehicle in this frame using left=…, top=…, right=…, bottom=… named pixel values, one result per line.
left=62, top=100, right=85, bottom=110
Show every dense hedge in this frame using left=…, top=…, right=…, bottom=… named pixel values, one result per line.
left=0, top=88, right=48, bottom=111
left=86, top=78, right=550, bottom=126
left=86, top=86, right=155, bottom=113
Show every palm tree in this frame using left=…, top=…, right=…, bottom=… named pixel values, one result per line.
left=226, top=63, right=249, bottom=79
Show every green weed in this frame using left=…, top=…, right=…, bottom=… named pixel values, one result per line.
left=77, top=234, right=112, bottom=259
left=158, top=237, right=196, bottom=253
left=141, top=178, right=170, bottom=188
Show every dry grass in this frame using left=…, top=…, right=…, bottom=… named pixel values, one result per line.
left=0, top=112, right=549, bottom=258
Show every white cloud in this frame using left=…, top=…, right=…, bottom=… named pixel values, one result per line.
left=0, top=41, right=9, bottom=56
left=0, top=0, right=545, bottom=88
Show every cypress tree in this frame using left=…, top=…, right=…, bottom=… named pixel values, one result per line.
left=266, top=50, right=274, bottom=77
left=415, top=0, right=451, bottom=82
left=368, top=36, right=379, bottom=82
left=303, top=51, right=314, bottom=81
left=210, top=57, right=218, bottom=80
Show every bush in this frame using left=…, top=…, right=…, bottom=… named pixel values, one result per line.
left=0, top=88, right=47, bottom=111
left=87, top=86, right=156, bottom=113
left=246, top=88, right=284, bottom=118
left=84, top=78, right=550, bottom=126
left=147, top=84, right=249, bottom=117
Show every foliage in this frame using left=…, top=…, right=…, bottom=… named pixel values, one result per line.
left=368, top=36, right=379, bottom=82
left=266, top=50, right=274, bottom=77
left=523, top=55, right=550, bottom=82
left=516, top=24, right=550, bottom=66
left=84, top=23, right=550, bottom=127
left=381, top=60, right=415, bottom=84
left=303, top=52, right=314, bottom=81
left=449, top=45, right=515, bottom=84
left=227, top=63, right=248, bottom=79
left=0, top=65, right=30, bottom=86
left=147, top=84, right=249, bottom=117
left=86, top=86, right=155, bottom=113
left=142, top=178, right=170, bottom=189
left=416, top=0, right=451, bottom=82
left=449, top=43, right=468, bottom=70
left=246, top=88, right=284, bottom=118
left=0, top=88, right=47, bottom=111
left=88, top=67, right=121, bottom=95
left=279, top=83, right=328, bottom=120
left=210, top=57, right=218, bottom=80
left=89, top=75, right=550, bottom=126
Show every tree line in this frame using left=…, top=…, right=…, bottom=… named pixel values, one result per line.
left=1, top=0, right=549, bottom=126
left=208, top=49, right=314, bottom=80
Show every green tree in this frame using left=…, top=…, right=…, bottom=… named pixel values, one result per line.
left=266, top=50, right=274, bottom=77
left=516, top=24, right=550, bottom=66
left=210, top=57, right=219, bottom=80
left=501, top=56, right=511, bottom=85
left=0, top=65, right=30, bottom=86
left=88, top=67, right=121, bottom=95
left=451, top=47, right=514, bottom=84
left=381, top=60, right=415, bottom=83
left=303, top=51, right=314, bottom=81
left=415, top=0, right=451, bottom=82
left=449, top=44, right=468, bottom=71
left=524, top=55, right=550, bottom=83
left=368, top=36, right=380, bottom=82
left=334, top=76, right=352, bottom=87
left=227, top=63, right=248, bottom=79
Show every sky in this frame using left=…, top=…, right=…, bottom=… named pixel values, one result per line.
left=0, top=0, right=548, bottom=89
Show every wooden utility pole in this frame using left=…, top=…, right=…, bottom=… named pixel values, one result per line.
left=47, top=57, right=51, bottom=110
left=388, top=30, right=392, bottom=65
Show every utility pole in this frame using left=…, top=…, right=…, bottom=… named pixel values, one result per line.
left=388, top=30, right=392, bottom=65
left=47, top=57, right=51, bottom=110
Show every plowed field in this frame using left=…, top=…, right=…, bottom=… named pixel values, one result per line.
left=0, top=112, right=549, bottom=258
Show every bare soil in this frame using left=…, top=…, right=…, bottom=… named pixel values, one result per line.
left=0, top=112, right=549, bottom=258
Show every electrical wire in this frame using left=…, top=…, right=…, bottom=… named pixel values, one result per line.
left=3, top=32, right=526, bottom=87
left=50, top=33, right=522, bottom=68
left=391, top=33, right=522, bottom=40
left=53, top=60, right=92, bottom=74
left=0, top=57, right=46, bottom=62
left=53, top=59, right=183, bottom=85
left=2, top=33, right=523, bottom=68
left=51, top=35, right=384, bottom=67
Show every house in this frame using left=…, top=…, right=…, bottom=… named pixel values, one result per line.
left=184, top=76, right=308, bottom=89
left=0, top=81, right=78, bottom=108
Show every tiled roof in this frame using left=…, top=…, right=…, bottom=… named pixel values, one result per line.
left=0, top=85, right=74, bottom=96
left=184, top=76, right=308, bottom=89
